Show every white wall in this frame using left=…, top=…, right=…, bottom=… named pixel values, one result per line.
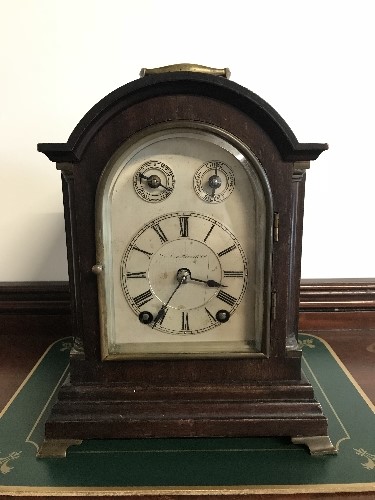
left=1, top=0, right=374, bottom=281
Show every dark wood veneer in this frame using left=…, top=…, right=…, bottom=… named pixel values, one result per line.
left=299, top=279, right=375, bottom=331
left=38, top=73, right=327, bottom=163
left=0, top=281, right=70, bottom=315
left=300, top=279, right=375, bottom=311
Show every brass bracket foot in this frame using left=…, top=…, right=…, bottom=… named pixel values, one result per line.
left=37, top=439, right=83, bottom=458
left=292, top=436, right=337, bottom=455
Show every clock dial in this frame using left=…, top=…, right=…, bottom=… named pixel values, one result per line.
left=120, top=212, right=248, bottom=335
left=193, top=160, right=235, bottom=203
left=133, top=160, right=175, bottom=202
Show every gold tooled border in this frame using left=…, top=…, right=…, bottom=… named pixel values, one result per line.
left=306, top=334, right=375, bottom=413
left=0, top=337, right=72, bottom=419
left=0, top=483, right=375, bottom=496
left=0, top=335, right=374, bottom=496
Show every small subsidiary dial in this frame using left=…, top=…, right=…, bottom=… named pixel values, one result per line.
left=193, top=160, right=235, bottom=203
left=134, top=160, right=175, bottom=202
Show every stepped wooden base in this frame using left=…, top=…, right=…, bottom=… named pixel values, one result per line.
left=38, top=378, right=336, bottom=457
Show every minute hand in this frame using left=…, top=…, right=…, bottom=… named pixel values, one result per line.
left=189, top=277, right=227, bottom=288
left=152, top=278, right=184, bottom=328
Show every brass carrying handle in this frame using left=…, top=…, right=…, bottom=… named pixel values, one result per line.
left=140, top=63, right=231, bottom=79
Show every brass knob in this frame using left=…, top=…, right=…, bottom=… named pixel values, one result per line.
left=92, top=264, right=103, bottom=275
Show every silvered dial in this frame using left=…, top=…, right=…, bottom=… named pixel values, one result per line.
left=97, top=124, right=269, bottom=358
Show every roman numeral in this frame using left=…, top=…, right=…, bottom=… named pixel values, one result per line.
left=218, top=244, right=236, bottom=257
left=126, top=271, right=147, bottom=278
left=179, top=216, right=189, bottom=237
left=133, top=289, right=153, bottom=308
left=132, top=245, right=152, bottom=258
left=217, top=290, right=237, bottom=307
left=152, top=223, right=168, bottom=243
left=181, top=311, right=190, bottom=331
left=203, top=193, right=214, bottom=203
left=203, top=223, right=215, bottom=242
left=223, top=271, right=244, bottom=278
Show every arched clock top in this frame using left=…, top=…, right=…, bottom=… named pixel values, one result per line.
left=37, top=72, right=328, bottom=164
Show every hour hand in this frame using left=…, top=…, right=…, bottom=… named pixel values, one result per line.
left=206, top=279, right=227, bottom=288
left=189, top=276, right=227, bottom=288
left=139, top=173, right=172, bottom=192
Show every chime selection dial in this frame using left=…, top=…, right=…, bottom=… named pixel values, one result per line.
left=133, top=160, right=175, bottom=202
left=193, top=160, right=235, bottom=203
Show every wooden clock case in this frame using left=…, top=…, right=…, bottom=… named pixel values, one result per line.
left=37, top=67, right=335, bottom=457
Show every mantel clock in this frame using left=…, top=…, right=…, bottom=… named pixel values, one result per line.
left=37, top=64, right=336, bottom=457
